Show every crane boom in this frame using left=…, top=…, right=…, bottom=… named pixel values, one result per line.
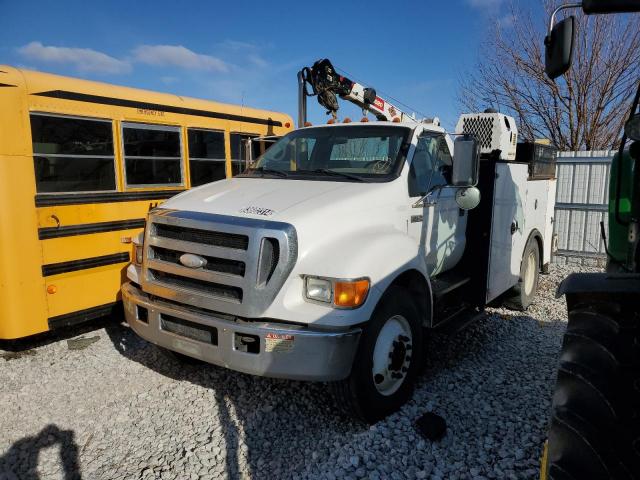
left=297, top=59, right=415, bottom=126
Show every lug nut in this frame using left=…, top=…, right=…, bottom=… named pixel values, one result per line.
left=406, top=344, right=412, bottom=350
left=402, top=367, right=408, bottom=373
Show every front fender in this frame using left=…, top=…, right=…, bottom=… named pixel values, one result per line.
left=261, top=228, right=430, bottom=328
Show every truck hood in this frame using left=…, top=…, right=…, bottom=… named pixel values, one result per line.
left=162, top=177, right=358, bottom=220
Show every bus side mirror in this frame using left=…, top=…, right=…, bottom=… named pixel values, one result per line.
left=545, top=16, right=575, bottom=80
left=452, top=135, right=479, bottom=187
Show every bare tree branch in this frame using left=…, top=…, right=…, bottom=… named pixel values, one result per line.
left=457, top=1, right=640, bottom=150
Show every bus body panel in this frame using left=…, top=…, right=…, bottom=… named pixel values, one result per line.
left=0, top=65, right=293, bottom=339
left=0, top=67, right=50, bottom=339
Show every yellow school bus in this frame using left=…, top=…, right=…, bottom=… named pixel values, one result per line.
left=0, top=65, right=293, bottom=339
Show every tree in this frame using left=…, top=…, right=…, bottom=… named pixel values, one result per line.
left=458, top=2, right=640, bottom=151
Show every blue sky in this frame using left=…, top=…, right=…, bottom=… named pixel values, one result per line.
left=0, top=0, right=521, bottom=130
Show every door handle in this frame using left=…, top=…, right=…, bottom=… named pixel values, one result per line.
left=510, top=220, right=519, bottom=235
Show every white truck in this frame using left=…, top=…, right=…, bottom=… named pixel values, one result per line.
left=122, top=60, right=557, bottom=422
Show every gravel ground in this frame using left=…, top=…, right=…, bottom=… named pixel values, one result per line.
left=0, top=265, right=598, bottom=480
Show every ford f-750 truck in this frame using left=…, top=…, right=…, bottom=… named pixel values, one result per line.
left=122, top=60, right=557, bottom=422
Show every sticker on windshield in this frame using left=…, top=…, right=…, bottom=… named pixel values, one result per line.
left=265, top=333, right=294, bottom=353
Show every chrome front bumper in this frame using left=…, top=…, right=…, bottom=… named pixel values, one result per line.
left=122, top=282, right=361, bottom=381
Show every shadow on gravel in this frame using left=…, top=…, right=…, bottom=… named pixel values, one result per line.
left=102, top=309, right=566, bottom=479
left=0, top=424, right=81, bottom=480
left=0, top=315, right=120, bottom=353
left=104, top=320, right=364, bottom=480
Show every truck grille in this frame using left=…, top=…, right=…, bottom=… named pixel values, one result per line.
left=155, top=223, right=249, bottom=250
left=152, top=246, right=246, bottom=276
left=151, top=270, right=243, bottom=302
left=160, top=313, right=218, bottom=345
left=141, top=209, right=297, bottom=317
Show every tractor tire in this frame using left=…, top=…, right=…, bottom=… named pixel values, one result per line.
left=545, top=302, right=640, bottom=479
left=504, top=237, right=539, bottom=311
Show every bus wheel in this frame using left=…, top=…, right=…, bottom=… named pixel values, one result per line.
left=505, top=238, right=539, bottom=311
left=331, top=286, right=423, bottom=423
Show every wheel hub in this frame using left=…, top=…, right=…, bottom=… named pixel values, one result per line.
left=389, top=338, right=407, bottom=371
left=372, top=316, right=413, bottom=396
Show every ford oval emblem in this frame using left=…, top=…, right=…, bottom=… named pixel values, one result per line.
left=179, top=253, right=207, bottom=269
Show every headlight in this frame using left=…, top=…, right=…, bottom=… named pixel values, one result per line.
left=304, top=276, right=370, bottom=309
left=132, top=232, right=144, bottom=266
left=305, top=277, right=333, bottom=303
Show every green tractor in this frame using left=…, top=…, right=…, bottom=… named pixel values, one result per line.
left=542, top=1, right=640, bottom=478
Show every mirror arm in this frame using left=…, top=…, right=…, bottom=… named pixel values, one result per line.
left=548, top=3, right=582, bottom=35
left=412, top=184, right=445, bottom=208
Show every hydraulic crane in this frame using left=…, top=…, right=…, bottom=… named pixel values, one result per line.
left=297, top=59, right=435, bottom=127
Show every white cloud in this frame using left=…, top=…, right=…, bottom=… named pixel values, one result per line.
left=132, top=45, right=228, bottom=73
left=18, top=41, right=131, bottom=74
left=248, top=54, right=268, bottom=68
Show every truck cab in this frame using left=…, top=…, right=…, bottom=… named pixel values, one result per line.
left=123, top=114, right=555, bottom=422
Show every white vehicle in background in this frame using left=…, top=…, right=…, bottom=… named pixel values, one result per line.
left=122, top=59, right=556, bottom=422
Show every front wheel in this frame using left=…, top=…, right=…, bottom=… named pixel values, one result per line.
left=331, top=286, right=424, bottom=423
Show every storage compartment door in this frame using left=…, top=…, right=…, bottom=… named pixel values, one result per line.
left=487, top=163, right=529, bottom=302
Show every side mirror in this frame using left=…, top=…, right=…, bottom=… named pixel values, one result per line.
left=583, top=0, right=640, bottom=14
left=545, top=16, right=575, bottom=80
left=456, top=187, right=481, bottom=211
left=452, top=135, right=480, bottom=187
left=624, top=113, right=640, bottom=142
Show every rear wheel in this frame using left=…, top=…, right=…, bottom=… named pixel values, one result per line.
left=545, top=302, right=640, bottom=479
left=505, top=237, right=539, bottom=310
left=331, top=286, right=423, bottom=423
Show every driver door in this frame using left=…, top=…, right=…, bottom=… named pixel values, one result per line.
left=407, top=132, right=467, bottom=276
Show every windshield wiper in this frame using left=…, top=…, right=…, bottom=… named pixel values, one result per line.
left=245, top=167, right=289, bottom=178
left=297, top=168, right=365, bottom=182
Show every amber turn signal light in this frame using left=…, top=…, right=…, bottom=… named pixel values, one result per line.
left=334, top=279, right=370, bottom=308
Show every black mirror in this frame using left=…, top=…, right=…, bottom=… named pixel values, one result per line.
left=545, top=16, right=575, bottom=80
left=452, top=135, right=480, bottom=187
left=583, top=0, right=640, bottom=14
left=625, top=114, right=640, bottom=142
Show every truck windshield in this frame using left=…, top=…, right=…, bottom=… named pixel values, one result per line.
left=239, top=125, right=411, bottom=182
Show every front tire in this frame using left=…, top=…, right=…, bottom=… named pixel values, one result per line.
left=331, top=286, right=424, bottom=423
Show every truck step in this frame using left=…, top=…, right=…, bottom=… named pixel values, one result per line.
left=431, top=272, right=471, bottom=301
left=434, top=306, right=485, bottom=334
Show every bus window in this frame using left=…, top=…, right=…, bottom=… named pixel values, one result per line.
left=122, top=123, right=183, bottom=187
left=187, top=129, right=226, bottom=186
left=230, top=133, right=257, bottom=176
left=31, top=114, right=116, bottom=193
